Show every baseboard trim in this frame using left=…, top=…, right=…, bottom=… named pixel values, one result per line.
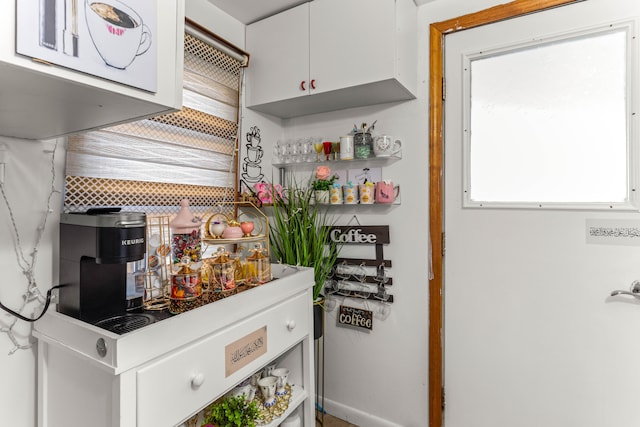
left=321, top=397, right=405, bottom=427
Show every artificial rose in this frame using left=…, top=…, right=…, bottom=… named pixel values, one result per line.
left=253, top=182, right=283, bottom=204
left=316, top=166, right=331, bottom=180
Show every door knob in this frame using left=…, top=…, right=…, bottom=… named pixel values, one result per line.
left=610, top=280, right=640, bottom=299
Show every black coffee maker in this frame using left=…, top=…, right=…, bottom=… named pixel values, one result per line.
left=58, top=209, right=147, bottom=325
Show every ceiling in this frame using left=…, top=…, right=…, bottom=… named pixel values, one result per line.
left=207, top=0, right=434, bottom=25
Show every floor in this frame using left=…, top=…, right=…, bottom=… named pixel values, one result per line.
left=317, top=414, right=358, bottom=427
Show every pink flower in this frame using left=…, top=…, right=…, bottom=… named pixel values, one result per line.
left=316, top=166, right=331, bottom=180
left=253, top=182, right=283, bottom=204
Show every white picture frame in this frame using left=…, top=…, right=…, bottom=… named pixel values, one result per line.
left=17, top=0, right=158, bottom=92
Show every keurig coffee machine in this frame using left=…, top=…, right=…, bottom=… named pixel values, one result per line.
left=58, top=209, right=148, bottom=327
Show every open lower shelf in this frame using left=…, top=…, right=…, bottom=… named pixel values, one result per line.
left=261, top=384, right=307, bottom=427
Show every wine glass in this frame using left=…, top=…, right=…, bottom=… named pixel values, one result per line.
left=273, top=139, right=283, bottom=164
left=302, top=137, right=314, bottom=162
left=323, top=141, right=332, bottom=161
left=313, top=140, right=324, bottom=162
left=332, top=142, right=340, bottom=160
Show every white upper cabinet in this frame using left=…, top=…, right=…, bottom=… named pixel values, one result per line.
left=2, top=0, right=184, bottom=140
left=245, top=4, right=310, bottom=106
left=245, top=0, right=417, bottom=118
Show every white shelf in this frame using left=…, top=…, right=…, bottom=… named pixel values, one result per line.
left=202, top=234, right=268, bottom=246
left=273, top=152, right=401, bottom=170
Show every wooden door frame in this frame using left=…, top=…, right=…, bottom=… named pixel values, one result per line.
left=428, top=1, right=583, bottom=426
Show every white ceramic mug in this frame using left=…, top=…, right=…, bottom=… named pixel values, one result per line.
left=258, top=376, right=278, bottom=407
left=340, top=135, right=354, bottom=160
left=263, top=363, right=277, bottom=378
left=330, top=186, right=343, bottom=204
left=373, top=136, right=402, bottom=157
left=271, top=367, right=290, bottom=396
left=85, top=0, right=152, bottom=69
left=343, top=185, right=358, bottom=204
left=359, top=183, right=375, bottom=204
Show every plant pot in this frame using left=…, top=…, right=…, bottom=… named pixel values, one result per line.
left=313, top=296, right=325, bottom=340
left=314, top=190, right=329, bottom=204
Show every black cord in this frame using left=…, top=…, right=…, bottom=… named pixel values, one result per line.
left=0, top=284, right=66, bottom=322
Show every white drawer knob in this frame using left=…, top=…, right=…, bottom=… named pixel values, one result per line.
left=191, top=373, right=205, bottom=389
left=287, top=320, right=296, bottom=331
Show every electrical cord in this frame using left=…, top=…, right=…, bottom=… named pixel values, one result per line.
left=0, top=284, right=66, bottom=322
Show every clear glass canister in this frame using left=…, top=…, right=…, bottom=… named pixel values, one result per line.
left=354, top=132, right=373, bottom=159
left=169, top=263, right=202, bottom=314
left=169, top=199, right=202, bottom=266
left=245, top=245, right=271, bottom=286
left=208, top=248, right=237, bottom=292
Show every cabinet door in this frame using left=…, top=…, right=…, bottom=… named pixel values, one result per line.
left=309, top=0, right=396, bottom=95
left=245, top=4, right=310, bottom=107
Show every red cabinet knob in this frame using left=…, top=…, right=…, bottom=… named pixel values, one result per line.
left=300, top=81, right=306, bottom=91
left=310, top=79, right=316, bottom=89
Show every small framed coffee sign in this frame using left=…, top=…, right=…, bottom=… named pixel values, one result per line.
left=16, top=0, right=157, bottom=92
left=338, top=305, right=373, bottom=331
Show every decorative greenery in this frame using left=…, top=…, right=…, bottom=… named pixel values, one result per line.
left=269, top=177, right=341, bottom=301
left=311, top=177, right=336, bottom=191
left=202, top=395, right=261, bottom=427
left=311, top=165, right=337, bottom=191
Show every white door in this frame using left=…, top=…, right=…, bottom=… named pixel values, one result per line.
left=444, top=1, right=640, bottom=426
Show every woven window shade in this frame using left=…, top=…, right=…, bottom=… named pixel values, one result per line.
left=64, top=30, right=245, bottom=217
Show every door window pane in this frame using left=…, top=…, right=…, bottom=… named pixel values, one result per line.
left=467, top=28, right=629, bottom=207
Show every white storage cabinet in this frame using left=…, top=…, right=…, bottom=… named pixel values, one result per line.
left=1, top=0, right=184, bottom=140
left=34, top=265, right=315, bottom=427
left=245, top=0, right=417, bottom=118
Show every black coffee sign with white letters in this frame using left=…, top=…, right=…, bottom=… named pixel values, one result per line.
left=338, top=305, right=374, bottom=331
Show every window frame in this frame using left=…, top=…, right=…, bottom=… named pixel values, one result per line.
left=461, top=21, right=638, bottom=211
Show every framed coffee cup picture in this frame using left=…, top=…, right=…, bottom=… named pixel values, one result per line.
left=17, top=0, right=157, bottom=92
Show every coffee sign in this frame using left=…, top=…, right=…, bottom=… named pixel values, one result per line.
left=338, top=305, right=373, bottom=331
left=329, top=226, right=390, bottom=245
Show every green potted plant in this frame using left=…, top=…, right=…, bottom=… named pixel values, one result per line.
left=268, top=175, right=341, bottom=338
left=202, top=394, right=261, bottom=427
left=310, top=165, right=337, bottom=204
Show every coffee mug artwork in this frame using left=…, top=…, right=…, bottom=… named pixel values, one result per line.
left=16, top=0, right=158, bottom=91
left=86, top=0, right=152, bottom=70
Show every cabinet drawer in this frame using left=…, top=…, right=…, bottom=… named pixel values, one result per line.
left=136, top=292, right=309, bottom=426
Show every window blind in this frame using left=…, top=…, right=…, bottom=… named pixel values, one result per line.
left=64, top=24, right=247, bottom=216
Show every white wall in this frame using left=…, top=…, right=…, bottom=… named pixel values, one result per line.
left=185, top=0, right=245, bottom=49
left=0, top=137, right=65, bottom=427
left=0, top=2, right=245, bottom=426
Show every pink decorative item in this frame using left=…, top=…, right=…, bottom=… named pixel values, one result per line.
left=222, top=225, right=243, bottom=239
left=240, top=221, right=255, bottom=237
left=375, top=181, right=400, bottom=204
left=254, top=182, right=283, bottom=204
left=316, top=165, right=331, bottom=180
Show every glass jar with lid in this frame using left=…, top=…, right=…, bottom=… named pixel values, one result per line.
left=354, top=132, right=373, bottom=159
